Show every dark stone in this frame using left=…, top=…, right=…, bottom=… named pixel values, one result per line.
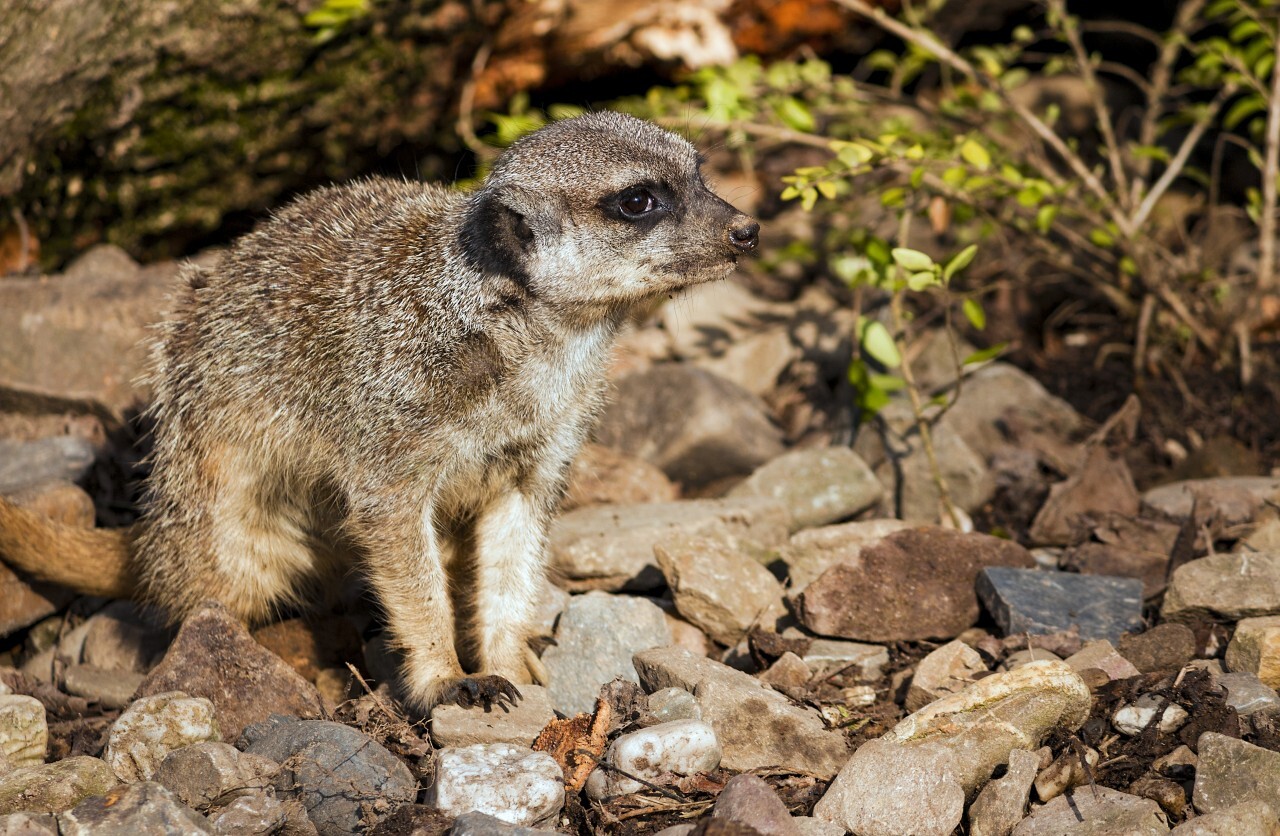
left=711, top=774, right=798, bottom=836
left=977, top=567, right=1144, bottom=643
left=1116, top=623, right=1198, bottom=673
left=449, top=811, right=549, bottom=834
left=59, top=782, right=213, bottom=835
left=0, top=437, right=96, bottom=495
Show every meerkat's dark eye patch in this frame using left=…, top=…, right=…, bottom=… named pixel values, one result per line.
left=601, top=183, right=673, bottom=227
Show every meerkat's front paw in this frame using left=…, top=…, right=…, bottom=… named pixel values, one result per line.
left=434, top=675, right=523, bottom=712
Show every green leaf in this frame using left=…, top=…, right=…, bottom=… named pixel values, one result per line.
left=776, top=97, right=816, bottom=132
left=1035, top=204, right=1057, bottom=234
left=962, top=298, right=987, bottom=330
left=891, top=248, right=935, bottom=272
left=861, top=320, right=902, bottom=368
left=1119, top=256, right=1138, bottom=275
left=960, top=138, right=992, bottom=171
left=910, top=167, right=926, bottom=189
left=943, top=244, right=979, bottom=282
left=780, top=185, right=801, bottom=201
left=880, top=187, right=906, bottom=207
left=1225, top=96, right=1267, bottom=130
left=907, top=271, right=937, bottom=291
left=962, top=343, right=1007, bottom=365
left=816, top=180, right=838, bottom=199
left=1090, top=227, right=1115, bottom=248
left=801, top=187, right=819, bottom=212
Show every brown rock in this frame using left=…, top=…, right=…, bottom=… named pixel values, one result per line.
left=251, top=616, right=363, bottom=683
left=136, top=601, right=324, bottom=741
left=1064, top=543, right=1168, bottom=598
left=1117, top=624, right=1198, bottom=674
left=796, top=527, right=1034, bottom=642
left=905, top=640, right=987, bottom=712
left=1030, top=446, right=1141, bottom=546
left=5, top=480, right=95, bottom=528
left=0, top=567, right=73, bottom=641
left=561, top=442, right=678, bottom=512
left=1226, top=616, right=1280, bottom=688
left=711, top=773, right=800, bottom=836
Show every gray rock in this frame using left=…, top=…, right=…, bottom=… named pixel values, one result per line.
left=1225, top=615, right=1280, bottom=688
left=531, top=580, right=568, bottom=637
left=1163, top=553, right=1280, bottom=622
left=594, top=365, right=785, bottom=489
left=633, top=646, right=848, bottom=778
left=1012, top=787, right=1166, bottom=835
left=906, top=640, right=987, bottom=712
left=449, top=811, right=551, bottom=835
left=1117, top=623, right=1199, bottom=674
left=241, top=716, right=415, bottom=835
left=585, top=719, right=720, bottom=798
left=81, top=601, right=168, bottom=675
left=59, top=781, right=214, bottom=835
left=977, top=567, right=1144, bottom=643
left=153, top=741, right=277, bottom=811
left=711, top=773, right=800, bottom=836
left=812, top=738, right=965, bottom=836
left=801, top=639, right=889, bottom=682
left=779, top=519, right=911, bottom=596
left=791, top=817, right=843, bottom=836
left=0, top=697, right=44, bottom=769
left=1170, top=800, right=1280, bottom=835
left=0, top=437, right=96, bottom=495
left=542, top=592, right=671, bottom=716
left=694, top=326, right=796, bottom=397
left=655, top=523, right=787, bottom=645
left=208, top=792, right=287, bottom=836
left=549, top=498, right=791, bottom=592
left=429, top=684, right=556, bottom=748
left=61, top=665, right=145, bottom=710
left=1064, top=640, right=1141, bottom=682
left=104, top=692, right=221, bottom=783
left=938, top=363, right=1084, bottom=462
left=0, top=757, right=117, bottom=815
left=661, top=278, right=784, bottom=360
left=1219, top=672, right=1280, bottom=716
left=728, top=447, right=882, bottom=531
left=430, top=743, right=563, bottom=828
left=647, top=688, right=701, bottom=723
left=0, top=812, right=57, bottom=835
left=1193, top=732, right=1280, bottom=815
left=1143, top=477, right=1280, bottom=525
left=968, top=748, right=1038, bottom=836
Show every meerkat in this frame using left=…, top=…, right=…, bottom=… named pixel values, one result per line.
left=0, top=112, right=759, bottom=712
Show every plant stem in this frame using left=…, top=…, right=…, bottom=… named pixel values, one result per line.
left=1260, top=29, right=1280, bottom=290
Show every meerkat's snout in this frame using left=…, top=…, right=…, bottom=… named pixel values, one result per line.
left=727, top=219, right=760, bottom=254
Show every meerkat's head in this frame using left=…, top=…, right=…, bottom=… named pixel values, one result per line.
left=461, top=111, right=759, bottom=314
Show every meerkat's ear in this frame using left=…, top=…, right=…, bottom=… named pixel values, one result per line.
left=461, top=188, right=535, bottom=286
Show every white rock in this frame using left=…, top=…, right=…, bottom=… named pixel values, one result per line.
left=585, top=719, right=721, bottom=799
left=430, top=743, right=564, bottom=828
left=1113, top=694, right=1189, bottom=736
left=0, top=695, right=46, bottom=768
left=104, top=691, right=221, bottom=782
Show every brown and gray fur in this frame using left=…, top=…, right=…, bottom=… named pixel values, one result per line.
left=0, top=112, right=758, bottom=712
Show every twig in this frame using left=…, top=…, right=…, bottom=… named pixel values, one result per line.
left=1133, top=293, right=1156, bottom=378
left=456, top=40, right=497, bottom=159
left=1134, top=0, right=1206, bottom=193
left=1260, top=28, right=1280, bottom=289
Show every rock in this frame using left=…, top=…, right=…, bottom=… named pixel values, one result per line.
left=0, top=566, right=73, bottom=641
left=1143, top=477, right=1280, bottom=525
left=429, top=743, right=563, bottom=828
left=59, top=782, right=214, bottom=835
left=802, top=639, right=889, bottom=681
left=241, top=716, right=416, bottom=835
left=1029, top=446, right=1141, bottom=546
left=727, top=447, right=882, bottom=531
left=1163, top=553, right=1280, bottom=622
left=779, top=519, right=911, bottom=596
left=1171, top=799, right=1280, bottom=835
left=1130, top=774, right=1187, bottom=820
left=633, top=647, right=848, bottom=778
left=562, top=443, right=678, bottom=512
left=104, top=692, right=220, bottom=783
left=797, top=527, right=1034, bottom=642
left=1011, top=786, right=1166, bottom=835
left=0, top=437, right=96, bottom=495
left=711, top=773, right=799, bottom=836
left=1064, top=640, right=1141, bottom=682
left=812, top=737, right=965, bottom=836
left=1154, top=745, right=1198, bottom=781
left=906, top=640, right=987, bottom=712
left=585, top=719, right=721, bottom=798
left=1219, top=672, right=1280, bottom=716
left=4, top=479, right=96, bottom=528
left=664, top=612, right=711, bottom=657
left=977, top=567, right=1144, bottom=643
left=0, top=757, right=117, bottom=815
left=758, top=652, right=811, bottom=690
left=550, top=498, right=790, bottom=592
left=249, top=616, right=363, bottom=684
left=791, top=817, right=842, bottom=836
left=937, top=363, right=1084, bottom=462
left=594, top=365, right=785, bottom=489
left=207, top=792, right=287, bottom=835
left=1065, top=543, right=1169, bottom=598
left=430, top=684, right=557, bottom=748
left=655, top=524, right=787, bottom=645
left=1003, top=648, right=1063, bottom=671
left=448, top=811, right=549, bottom=835
left=0, top=698, right=44, bottom=768
left=968, top=748, right=1038, bottom=836
left=1226, top=615, right=1280, bottom=688
left=81, top=601, right=169, bottom=674
left=62, top=665, right=145, bottom=710
left=531, top=580, right=569, bottom=637
left=1193, top=732, right=1280, bottom=814
left=1113, top=693, right=1189, bottom=736
left=542, top=592, right=671, bottom=716
left=661, top=277, right=784, bottom=359
left=648, top=688, right=701, bottom=723
left=1242, top=518, right=1280, bottom=553
left=695, top=326, right=796, bottom=397
left=0, top=812, right=57, bottom=835
left=134, top=601, right=324, bottom=742
left=152, top=741, right=277, bottom=811
left=1117, top=623, right=1199, bottom=673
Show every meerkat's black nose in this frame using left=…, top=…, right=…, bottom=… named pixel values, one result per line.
left=728, top=221, right=760, bottom=253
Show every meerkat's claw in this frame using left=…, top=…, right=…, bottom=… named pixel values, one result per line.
left=439, top=675, right=523, bottom=712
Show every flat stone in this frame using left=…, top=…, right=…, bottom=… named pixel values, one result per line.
left=449, top=810, right=550, bottom=835
left=1219, top=672, right=1280, bottom=716
left=0, top=812, right=57, bottom=835
left=1164, top=553, right=1280, bottom=622
left=1171, top=799, right=1280, bottom=835
left=430, top=743, right=563, bottom=828
left=62, top=665, right=144, bottom=710
left=1226, top=615, right=1280, bottom=688
left=656, top=523, right=787, bottom=645
left=430, top=684, right=557, bottom=748
left=812, top=738, right=965, bottom=836
left=792, top=817, right=843, bottom=836
left=758, top=652, right=811, bottom=691
left=728, top=447, right=882, bottom=531
left=206, top=791, right=287, bottom=835
left=694, top=325, right=796, bottom=397
left=968, top=748, right=1037, bottom=836
left=585, top=719, right=721, bottom=798
left=0, top=697, right=44, bottom=768
left=0, top=437, right=96, bottom=495
left=1193, top=732, right=1280, bottom=814
left=633, top=646, right=848, bottom=778
left=59, top=781, right=213, bottom=835
left=240, top=716, right=416, bottom=835
left=1011, top=786, right=1166, bottom=835
left=1065, top=640, right=1141, bottom=682
left=802, top=639, right=889, bottom=681
left=936, top=363, right=1084, bottom=462
left=977, top=567, right=1143, bottom=643
left=779, top=519, right=911, bottom=596
left=594, top=364, right=785, bottom=489
left=1143, top=477, right=1280, bottom=526
left=104, top=692, right=220, bottom=783
left=562, top=443, right=678, bottom=512
left=906, top=640, right=987, bottom=712
left=542, top=591, right=671, bottom=716
left=711, top=773, right=800, bottom=836
left=797, top=528, right=1035, bottom=642
left=549, top=498, right=791, bottom=592
left=0, top=757, right=116, bottom=815
left=81, top=601, right=169, bottom=675
left=134, top=601, right=324, bottom=742
left=152, top=741, right=277, bottom=811
left=1029, top=446, right=1140, bottom=546
left=1117, top=623, right=1199, bottom=673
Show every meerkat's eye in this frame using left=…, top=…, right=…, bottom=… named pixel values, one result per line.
left=618, top=187, right=658, bottom=218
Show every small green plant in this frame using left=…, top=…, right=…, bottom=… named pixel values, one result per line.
left=303, top=0, right=371, bottom=44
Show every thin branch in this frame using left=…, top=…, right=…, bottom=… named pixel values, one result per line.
left=1135, top=0, right=1206, bottom=190
left=1260, top=29, right=1280, bottom=289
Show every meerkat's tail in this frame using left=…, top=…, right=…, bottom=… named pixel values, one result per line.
left=0, top=496, right=137, bottom=598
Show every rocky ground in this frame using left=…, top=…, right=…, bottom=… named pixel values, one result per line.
left=1, top=244, right=1280, bottom=834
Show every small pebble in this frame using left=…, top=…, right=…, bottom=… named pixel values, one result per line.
left=647, top=688, right=701, bottom=723
left=1220, top=672, right=1280, bottom=716
left=0, top=696, right=46, bottom=768
left=586, top=720, right=721, bottom=799
left=431, top=743, right=564, bottom=828
left=1112, top=693, right=1189, bottom=736
left=104, top=692, right=220, bottom=783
